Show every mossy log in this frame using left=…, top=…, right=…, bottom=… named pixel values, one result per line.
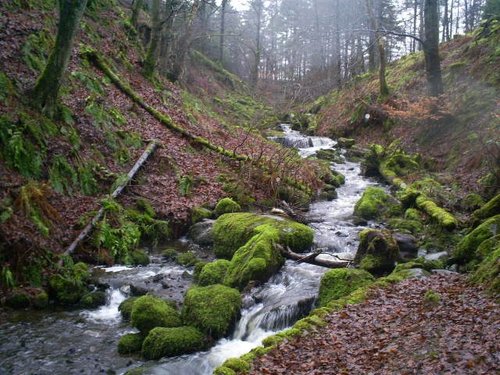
left=81, top=49, right=310, bottom=194
left=415, top=194, right=458, bottom=230
left=64, top=140, right=158, bottom=256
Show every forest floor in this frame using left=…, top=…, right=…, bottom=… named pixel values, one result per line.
left=249, top=274, right=499, bottom=375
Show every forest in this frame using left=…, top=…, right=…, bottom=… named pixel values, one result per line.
left=0, top=0, right=498, bottom=374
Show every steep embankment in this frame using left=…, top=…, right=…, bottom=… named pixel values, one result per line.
left=303, top=24, right=499, bottom=197
left=0, top=1, right=321, bottom=286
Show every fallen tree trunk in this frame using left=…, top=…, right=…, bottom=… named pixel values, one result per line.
left=278, top=245, right=350, bottom=268
left=81, top=48, right=311, bottom=195
left=64, top=140, right=158, bottom=256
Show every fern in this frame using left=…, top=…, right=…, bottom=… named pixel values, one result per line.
left=1, top=266, right=15, bottom=289
left=179, top=175, right=194, bottom=197
left=49, top=155, right=78, bottom=195
left=0, top=125, right=43, bottom=177
left=77, top=164, right=98, bottom=195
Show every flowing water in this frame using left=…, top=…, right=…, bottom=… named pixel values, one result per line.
left=0, top=125, right=380, bottom=375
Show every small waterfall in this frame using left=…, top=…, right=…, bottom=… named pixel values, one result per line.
left=80, top=289, right=126, bottom=324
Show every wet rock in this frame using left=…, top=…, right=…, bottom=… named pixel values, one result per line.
left=393, top=232, right=418, bottom=260
left=405, top=268, right=430, bottom=279
left=130, top=284, right=148, bottom=296
left=425, top=251, right=448, bottom=261
left=152, top=274, right=164, bottom=283
left=354, top=229, right=399, bottom=275
left=188, top=220, right=215, bottom=247
left=337, top=137, right=355, bottom=148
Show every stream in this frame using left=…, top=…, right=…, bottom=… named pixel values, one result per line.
left=0, top=125, right=380, bottom=375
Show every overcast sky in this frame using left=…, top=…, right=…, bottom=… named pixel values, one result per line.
left=231, top=0, right=248, bottom=11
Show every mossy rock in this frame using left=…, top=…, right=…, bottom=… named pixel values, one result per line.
left=48, top=274, right=87, bottom=305
left=32, top=288, right=49, bottom=309
left=5, top=288, right=31, bottom=308
left=404, top=208, right=421, bottom=221
left=131, top=295, right=182, bottom=334
left=452, top=215, right=500, bottom=264
left=415, top=195, right=458, bottom=230
left=191, top=206, right=212, bottom=223
left=214, top=198, right=241, bottom=217
left=182, top=284, right=241, bottom=340
left=129, top=250, right=150, bottom=266
left=317, top=269, right=374, bottom=307
left=354, top=229, right=400, bottom=275
left=354, top=187, right=394, bottom=220
left=315, top=149, right=343, bottom=163
left=223, top=224, right=285, bottom=290
left=213, top=212, right=313, bottom=260
left=337, top=138, right=355, bottom=148
left=469, top=244, right=500, bottom=298
left=387, top=218, right=423, bottom=235
left=393, top=258, right=446, bottom=273
left=119, top=296, right=138, bottom=320
left=176, top=251, right=199, bottom=267
left=197, top=260, right=230, bottom=286
left=218, top=358, right=251, bottom=374
left=80, top=290, right=107, bottom=309
left=472, top=194, right=500, bottom=223
left=118, top=333, right=144, bottom=355
left=142, top=326, right=206, bottom=360
left=162, top=248, right=178, bottom=260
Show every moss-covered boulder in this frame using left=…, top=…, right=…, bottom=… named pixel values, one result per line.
left=80, top=290, right=107, bottom=309
left=197, top=260, right=230, bottom=286
left=182, top=284, right=241, bottom=339
left=337, top=138, right=355, bottom=148
left=317, top=269, right=374, bottom=307
left=48, top=262, right=90, bottom=305
left=452, top=215, right=500, bottom=265
left=129, top=250, right=150, bottom=266
left=354, top=229, right=400, bottom=275
left=214, top=198, right=241, bottom=217
left=354, top=187, right=393, bottom=220
left=32, top=288, right=49, bottom=309
left=118, top=333, right=144, bottom=355
left=131, top=295, right=182, bottom=334
left=191, top=206, right=212, bottom=224
left=4, top=288, right=31, bottom=308
left=223, top=224, right=285, bottom=290
left=142, top=326, right=206, bottom=360
left=213, top=212, right=313, bottom=259
left=470, top=244, right=499, bottom=297
left=472, top=194, right=500, bottom=224
left=319, top=184, right=338, bottom=201
left=119, top=297, right=138, bottom=320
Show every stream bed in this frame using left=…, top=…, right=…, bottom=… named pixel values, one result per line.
left=0, top=125, right=381, bottom=375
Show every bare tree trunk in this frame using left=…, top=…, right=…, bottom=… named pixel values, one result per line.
left=130, top=0, right=143, bottom=30
left=219, top=0, right=228, bottom=62
left=143, top=0, right=161, bottom=78
left=31, top=0, right=88, bottom=117
left=424, top=0, right=443, bottom=96
left=251, top=0, right=263, bottom=88
left=366, top=0, right=389, bottom=97
left=412, top=0, right=418, bottom=52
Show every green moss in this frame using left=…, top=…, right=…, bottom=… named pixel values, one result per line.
left=214, top=367, right=236, bottom=375
left=142, top=326, right=205, bottom=360
left=32, top=289, right=49, bottom=309
left=5, top=289, right=31, bottom=308
left=354, top=187, right=392, bottom=220
left=469, top=244, right=500, bottom=297
left=355, top=229, right=399, bottom=275
left=394, top=258, right=446, bottom=273
left=215, top=198, right=241, bottom=217
left=129, top=250, right=150, bottom=266
left=118, top=333, right=144, bottom=355
left=131, top=295, right=182, bottom=334
left=473, top=194, right=500, bottom=223
left=220, top=358, right=251, bottom=373
left=191, top=206, right=212, bottom=223
left=423, top=289, right=441, bottom=306
left=182, top=284, right=241, bottom=339
left=453, top=215, right=500, bottom=264
left=404, top=208, right=421, bottom=220
left=213, top=213, right=313, bottom=260
left=463, top=193, right=485, bottom=211
left=0, top=72, right=14, bottom=103
left=176, top=251, right=199, bottom=267
left=223, top=223, right=286, bottom=290
left=162, top=248, right=178, bottom=260
left=80, top=290, right=106, bottom=308
left=415, top=195, right=458, bottom=230
left=118, top=297, right=138, bottom=320
left=48, top=262, right=89, bottom=305
left=197, top=260, right=230, bottom=286
left=317, top=269, right=374, bottom=307
left=387, top=218, right=423, bottom=235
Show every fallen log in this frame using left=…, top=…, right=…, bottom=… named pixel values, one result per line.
left=64, top=140, right=158, bottom=256
left=278, top=245, right=350, bottom=268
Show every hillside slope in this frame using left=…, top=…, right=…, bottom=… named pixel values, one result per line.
left=0, top=1, right=321, bottom=283
left=306, top=24, right=499, bottom=198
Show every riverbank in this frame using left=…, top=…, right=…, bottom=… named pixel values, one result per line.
left=248, top=273, right=499, bottom=374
